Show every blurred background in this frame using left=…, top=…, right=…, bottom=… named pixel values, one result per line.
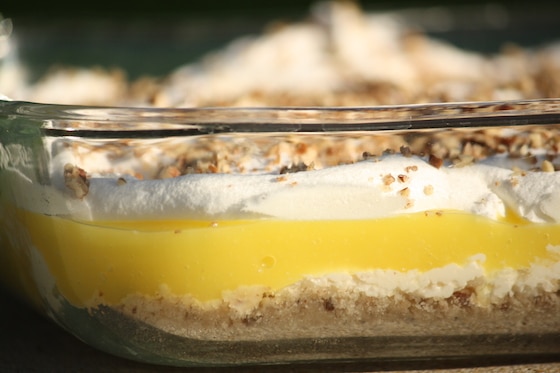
left=0, top=0, right=552, bottom=17
left=1, top=0, right=558, bottom=82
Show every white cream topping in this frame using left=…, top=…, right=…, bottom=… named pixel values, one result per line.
left=305, top=254, right=486, bottom=299
left=5, top=150, right=557, bottom=223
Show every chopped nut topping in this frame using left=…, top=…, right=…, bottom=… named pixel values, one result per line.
left=280, top=162, right=313, bottom=174
left=541, top=159, right=555, bottom=172
left=158, top=165, right=182, bottom=179
left=295, top=142, right=308, bottom=154
left=362, top=151, right=375, bottom=160
left=399, top=146, right=412, bottom=157
left=423, top=185, right=434, bottom=195
left=382, top=148, right=395, bottom=155
left=512, top=166, right=527, bottom=177
left=397, top=174, right=409, bottom=183
left=428, top=154, right=443, bottom=169
left=60, top=117, right=560, bottom=182
left=526, top=155, right=539, bottom=165
left=453, top=154, right=474, bottom=168
left=208, top=164, right=218, bottom=173
left=383, top=174, right=396, bottom=186
left=64, top=163, right=90, bottom=199
left=398, top=187, right=410, bottom=197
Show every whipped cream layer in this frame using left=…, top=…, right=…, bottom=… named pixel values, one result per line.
left=12, top=149, right=558, bottom=223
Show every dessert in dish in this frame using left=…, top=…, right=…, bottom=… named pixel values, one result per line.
left=3, top=101, right=560, bottom=347
left=1, top=1, right=560, bottom=365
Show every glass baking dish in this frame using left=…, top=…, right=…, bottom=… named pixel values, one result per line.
left=0, top=98, right=559, bottom=366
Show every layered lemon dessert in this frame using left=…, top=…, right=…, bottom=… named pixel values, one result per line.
left=1, top=114, right=559, bottom=342
left=1, top=1, right=560, bottom=355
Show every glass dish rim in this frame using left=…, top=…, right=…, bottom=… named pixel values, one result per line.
left=1, top=98, right=560, bottom=137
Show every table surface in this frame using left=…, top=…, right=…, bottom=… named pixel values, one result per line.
left=1, top=290, right=558, bottom=373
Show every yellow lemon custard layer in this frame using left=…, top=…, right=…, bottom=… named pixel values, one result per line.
left=15, top=208, right=560, bottom=307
